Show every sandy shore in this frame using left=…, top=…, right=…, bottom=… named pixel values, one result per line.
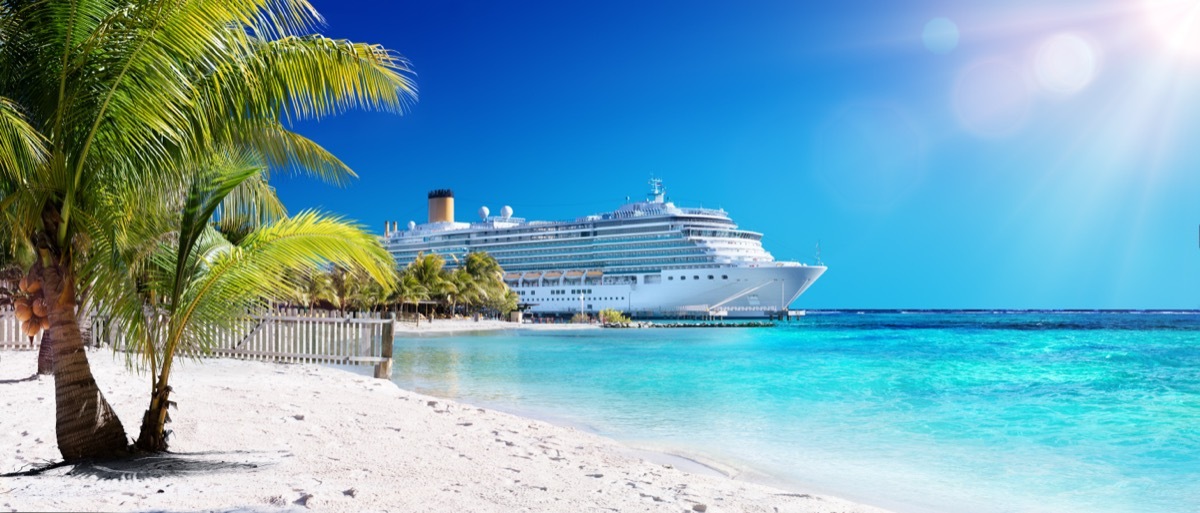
left=394, top=318, right=599, bottom=334
left=0, top=349, right=891, bottom=513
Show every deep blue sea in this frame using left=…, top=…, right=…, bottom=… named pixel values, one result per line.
left=389, top=313, right=1200, bottom=513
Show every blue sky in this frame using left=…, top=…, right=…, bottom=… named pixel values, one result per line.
left=281, top=0, right=1200, bottom=309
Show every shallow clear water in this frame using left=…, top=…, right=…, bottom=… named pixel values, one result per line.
left=389, top=313, right=1200, bottom=513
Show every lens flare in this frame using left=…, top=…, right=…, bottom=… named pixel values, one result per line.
left=923, top=18, right=960, bottom=55
left=1143, top=0, right=1200, bottom=57
left=1034, top=33, right=1099, bottom=94
left=952, top=58, right=1033, bottom=137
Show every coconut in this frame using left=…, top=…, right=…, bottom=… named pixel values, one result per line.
left=39, top=317, right=50, bottom=331
left=23, top=319, right=40, bottom=338
left=26, top=278, right=41, bottom=294
left=32, top=298, right=47, bottom=317
left=18, top=276, right=29, bottom=293
left=14, top=296, right=29, bottom=309
left=14, top=303, right=32, bottom=322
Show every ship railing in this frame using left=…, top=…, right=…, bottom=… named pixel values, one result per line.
left=676, top=207, right=729, bottom=217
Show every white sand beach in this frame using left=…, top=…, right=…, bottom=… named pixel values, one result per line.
left=0, top=349, right=890, bottom=513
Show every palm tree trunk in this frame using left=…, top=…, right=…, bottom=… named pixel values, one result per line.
left=37, top=329, right=53, bottom=375
left=41, top=255, right=128, bottom=460
left=136, top=369, right=172, bottom=452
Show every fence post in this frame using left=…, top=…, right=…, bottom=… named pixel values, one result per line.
left=374, top=312, right=394, bottom=379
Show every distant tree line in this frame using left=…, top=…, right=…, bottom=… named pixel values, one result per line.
left=286, top=251, right=518, bottom=322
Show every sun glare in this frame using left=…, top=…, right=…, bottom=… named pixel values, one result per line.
left=953, top=58, right=1032, bottom=137
left=1034, top=33, right=1099, bottom=94
left=1143, top=0, right=1200, bottom=57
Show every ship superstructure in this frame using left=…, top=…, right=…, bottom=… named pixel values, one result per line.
left=382, top=180, right=825, bottom=318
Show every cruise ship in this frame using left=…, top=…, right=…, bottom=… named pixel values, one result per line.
left=382, top=180, right=826, bottom=318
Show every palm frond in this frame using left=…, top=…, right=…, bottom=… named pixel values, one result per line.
left=235, top=121, right=356, bottom=186
left=167, top=212, right=393, bottom=356
left=0, top=97, right=47, bottom=182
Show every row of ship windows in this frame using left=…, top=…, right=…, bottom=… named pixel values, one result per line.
left=500, top=262, right=725, bottom=275
left=487, top=241, right=696, bottom=257
left=392, top=234, right=683, bottom=256
left=454, top=224, right=669, bottom=243
left=504, top=256, right=713, bottom=272
left=399, top=225, right=752, bottom=251
left=515, top=289, right=625, bottom=301
left=391, top=234, right=763, bottom=259
left=488, top=245, right=699, bottom=261
left=682, top=229, right=762, bottom=241
left=500, top=255, right=712, bottom=270
left=500, top=249, right=707, bottom=264
left=515, top=289, right=595, bottom=296
left=671, top=275, right=728, bottom=281
left=541, top=297, right=625, bottom=302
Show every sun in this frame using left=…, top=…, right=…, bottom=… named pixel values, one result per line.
left=1143, top=0, right=1200, bottom=57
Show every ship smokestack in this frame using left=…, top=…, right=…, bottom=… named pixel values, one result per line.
left=428, top=189, right=455, bottom=224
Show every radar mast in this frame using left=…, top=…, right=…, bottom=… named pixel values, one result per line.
left=647, top=177, right=665, bottom=203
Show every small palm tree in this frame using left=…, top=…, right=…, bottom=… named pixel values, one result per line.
left=91, top=154, right=394, bottom=452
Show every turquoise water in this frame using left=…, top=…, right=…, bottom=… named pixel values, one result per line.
left=389, top=313, right=1200, bottom=513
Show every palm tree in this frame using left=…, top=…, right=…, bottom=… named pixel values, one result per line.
left=0, top=244, right=22, bottom=307
left=329, top=264, right=389, bottom=313
left=394, top=271, right=428, bottom=326
left=463, top=252, right=514, bottom=317
left=407, top=253, right=447, bottom=320
left=449, top=267, right=488, bottom=316
left=291, top=269, right=333, bottom=310
left=465, top=252, right=505, bottom=285
left=351, top=276, right=389, bottom=312
left=89, top=154, right=395, bottom=451
left=0, top=0, right=414, bottom=459
left=327, top=265, right=354, bottom=313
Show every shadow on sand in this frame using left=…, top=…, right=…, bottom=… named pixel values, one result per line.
left=4, top=450, right=284, bottom=480
left=0, top=374, right=39, bottom=384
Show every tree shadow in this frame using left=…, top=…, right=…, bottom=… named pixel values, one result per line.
left=4, top=450, right=286, bottom=480
left=132, top=509, right=305, bottom=513
left=129, top=508, right=307, bottom=513
left=0, top=374, right=39, bottom=384
left=68, top=450, right=285, bottom=480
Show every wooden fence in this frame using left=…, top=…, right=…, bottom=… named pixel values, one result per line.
left=0, top=306, right=43, bottom=350
left=3, top=308, right=396, bottom=378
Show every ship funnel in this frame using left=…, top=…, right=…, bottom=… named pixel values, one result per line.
left=428, top=189, right=455, bottom=224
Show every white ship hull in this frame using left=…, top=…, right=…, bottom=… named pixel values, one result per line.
left=516, top=264, right=826, bottom=319
left=387, top=180, right=828, bottom=319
